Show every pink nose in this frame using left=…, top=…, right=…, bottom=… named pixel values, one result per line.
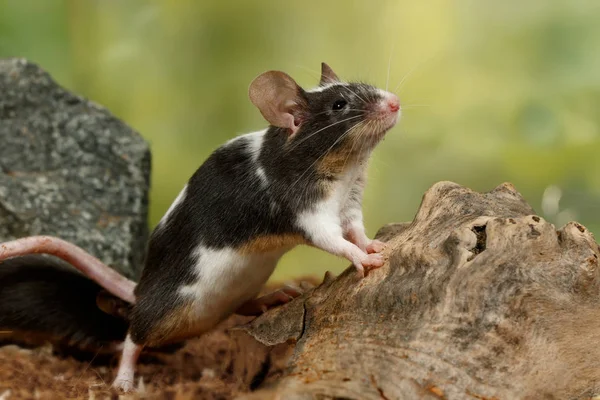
left=388, top=96, right=400, bottom=112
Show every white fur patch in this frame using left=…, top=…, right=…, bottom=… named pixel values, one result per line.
left=377, top=88, right=389, bottom=98
left=296, top=164, right=363, bottom=250
left=307, top=82, right=348, bottom=93
left=245, top=130, right=265, bottom=156
left=340, top=179, right=365, bottom=226
left=256, top=166, right=268, bottom=185
left=222, top=130, right=269, bottom=186
left=244, top=130, right=269, bottom=186
left=296, top=196, right=343, bottom=250
left=178, top=245, right=287, bottom=327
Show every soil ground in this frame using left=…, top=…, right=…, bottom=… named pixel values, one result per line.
left=0, top=278, right=319, bottom=400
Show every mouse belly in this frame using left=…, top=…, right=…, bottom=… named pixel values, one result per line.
left=132, top=247, right=285, bottom=346
left=180, top=247, right=283, bottom=321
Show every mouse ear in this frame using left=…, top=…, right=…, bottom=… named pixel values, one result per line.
left=319, top=62, right=340, bottom=86
left=249, top=71, right=306, bottom=135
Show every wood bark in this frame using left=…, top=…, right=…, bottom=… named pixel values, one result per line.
left=237, top=181, right=600, bottom=400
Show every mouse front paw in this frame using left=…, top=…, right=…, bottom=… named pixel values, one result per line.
left=366, top=239, right=386, bottom=254
left=351, top=252, right=385, bottom=277
left=361, top=252, right=384, bottom=268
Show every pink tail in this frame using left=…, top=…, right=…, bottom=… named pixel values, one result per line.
left=0, top=236, right=137, bottom=304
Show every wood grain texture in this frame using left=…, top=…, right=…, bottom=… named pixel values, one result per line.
left=240, top=181, right=600, bottom=399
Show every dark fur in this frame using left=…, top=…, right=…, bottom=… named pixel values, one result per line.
left=0, top=255, right=128, bottom=352
left=130, top=81, right=385, bottom=344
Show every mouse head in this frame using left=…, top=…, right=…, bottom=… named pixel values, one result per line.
left=249, top=63, right=400, bottom=155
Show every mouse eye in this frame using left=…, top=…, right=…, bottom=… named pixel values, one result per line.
left=332, top=99, right=347, bottom=111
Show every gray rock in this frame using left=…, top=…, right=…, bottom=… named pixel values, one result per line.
left=0, top=58, right=150, bottom=280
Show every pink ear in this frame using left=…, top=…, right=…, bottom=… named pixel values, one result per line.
left=249, top=71, right=305, bottom=134
left=319, top=62, right=340, bottom=86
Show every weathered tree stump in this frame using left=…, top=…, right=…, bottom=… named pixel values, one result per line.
left=239, top=181, right=600, bottom=400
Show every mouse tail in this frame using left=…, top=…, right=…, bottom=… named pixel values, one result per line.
left=0, top=236, right=137, bottom=303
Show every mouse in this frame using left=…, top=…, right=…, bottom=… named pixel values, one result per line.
left=0, top=255, right=186, bottom=359
left=0, top=254, right=129, bottom=354
left=0, top=62, right=401, bottom=392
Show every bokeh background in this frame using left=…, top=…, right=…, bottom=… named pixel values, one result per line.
left=1, top=0, right=599, bottom=280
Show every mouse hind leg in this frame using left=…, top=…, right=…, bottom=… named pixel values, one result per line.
left=112, top=333, right=144, bottom=392
left=111, top=297, right=201, bottom=391
left=111, top=294, right=183, bottom=392
left=235, top=285, right=303, bottom=316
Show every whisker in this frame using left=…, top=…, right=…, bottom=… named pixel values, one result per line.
left=386, top=42, right=395, bottom=92
left=296, top=65, right=322, bottom=80
left=393, top=58, right=428, bottom=94
left=354, top=121, right=372, bottom=168
left=341, top=119, right=365, bottom=171
left=249, top=118, right=367, bottom=203
left=287, top=120, right=366, bottom=192
left=310, top=108, right=369, bottom=118
left=343, top=86, right=368, bottom=104
left=356, top=120, right=374, bottom=159
left=287, top=114, right=364, bottom=151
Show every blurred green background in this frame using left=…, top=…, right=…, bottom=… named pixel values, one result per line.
left=1, top=0, right=599, bottom=280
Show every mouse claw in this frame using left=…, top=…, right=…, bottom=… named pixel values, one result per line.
left=353, top=262, right=365, bottom=278
left=352, top=252, right=385, bottom=278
